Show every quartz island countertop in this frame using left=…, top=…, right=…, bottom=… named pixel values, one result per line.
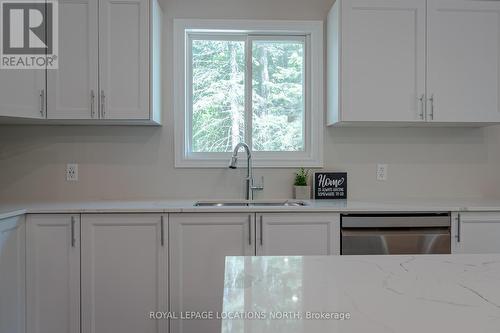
left=221, top=255, right=500, bottom=333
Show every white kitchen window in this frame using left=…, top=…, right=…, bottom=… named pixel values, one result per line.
left=174, top=20, right=324, bottom=168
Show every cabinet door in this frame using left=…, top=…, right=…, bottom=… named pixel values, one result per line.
left=452, top=212, right=500, bottom=254
left=26, top=214, right=80, bottom=333
left=169, top=213, right=254, bottom=333
left=0, top=215, right=26, bottom=333
left=256, top=213, right=340, bottom=256
left=99, top=0, right=149, bottom=120
left=428, top=0, right=500, bottom=122
left=81, top=214, right=167, bottom=333
left=341, top=0, right=426, bottom=122
left=0, top=71, right=45, bottom=119
left=47, top=0, right=98, bottom=119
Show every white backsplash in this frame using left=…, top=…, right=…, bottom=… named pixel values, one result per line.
left=1, top=0, right=500, bottom=203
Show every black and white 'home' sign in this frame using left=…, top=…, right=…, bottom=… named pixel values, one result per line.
left=313, top=172, right=347, bottom=200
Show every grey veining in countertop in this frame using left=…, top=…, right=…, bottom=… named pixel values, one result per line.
left=222, top=254, right=500, bottom=333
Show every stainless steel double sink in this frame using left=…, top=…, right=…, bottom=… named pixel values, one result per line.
left=194, top=200, right=308, bottom=207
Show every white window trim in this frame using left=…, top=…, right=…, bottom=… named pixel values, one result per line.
left=173, top=19, right=324, bottom=168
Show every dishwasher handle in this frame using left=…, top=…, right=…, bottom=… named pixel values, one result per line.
left=341, top=228, right=450, bottom=237
left=342, top=215, right=450, bottom=228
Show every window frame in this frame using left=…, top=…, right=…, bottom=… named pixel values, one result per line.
left=174, top=19, right=324, bottom=168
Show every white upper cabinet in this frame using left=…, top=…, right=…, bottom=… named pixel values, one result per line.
left=452, top=212, right=500, bottom=254
left=99, top=0, right=150, bottom=120
left=256, top=213, right=340, bottom=255
left=47, top=0, right=99, bottom=120
left=427, top=0, right=500, bottom=123
left=1, top=0, right=161, bottom=125
left=336, top=0, right=426, bottom=123
left=328, top=0, right=500, bottom=126
left=0, top=71, right=46, bottom=119
left=0, top=215, right=26, bottom=333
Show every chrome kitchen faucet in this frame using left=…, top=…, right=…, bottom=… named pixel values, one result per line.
left=229, top=143, right=264, bottom=200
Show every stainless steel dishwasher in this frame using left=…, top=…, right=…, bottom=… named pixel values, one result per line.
left=341, top=213, right=451, bottom=255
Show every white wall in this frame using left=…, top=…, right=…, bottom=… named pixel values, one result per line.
left=1, top=0, right=500, bottom=203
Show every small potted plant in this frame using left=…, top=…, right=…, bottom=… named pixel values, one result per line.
left=294, top=168, right=311, bottom=200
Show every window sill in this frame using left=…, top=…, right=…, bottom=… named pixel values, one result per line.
left=175, top=156, right=324, bottom=168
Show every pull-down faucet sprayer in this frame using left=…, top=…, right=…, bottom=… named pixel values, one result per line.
left=229, top=143, right=263, bottom=200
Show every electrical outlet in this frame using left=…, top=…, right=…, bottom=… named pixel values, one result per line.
left=66, top=164, right=78, bottom=182
left=377, top=164, right=388, bottom=181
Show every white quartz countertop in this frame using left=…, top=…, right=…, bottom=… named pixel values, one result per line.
left=3, top=198, right=500, bottom=219
left=221, top=254, right=500, bottom=333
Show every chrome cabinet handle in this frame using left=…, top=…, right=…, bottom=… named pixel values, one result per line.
left=259, top=215, right=263, bottom=246
left=456, top=214, right=461, bottom=243
left=428, top=94, right=435, bottom=120
left=100, top=90, right=105, bottom=118
left=248, top=215, right=252, bottom=245
left=160, top=216, right=165, bottom=247
left=90, top=90, right=95, bottom=118
left=418, top=94, right=425, bottom=120
left=71, top=216, right=76, bottom=247
left=40, top=89, right=45, bottom=117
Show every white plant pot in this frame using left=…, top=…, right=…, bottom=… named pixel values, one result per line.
left=294, top=186, right=311, bottom=200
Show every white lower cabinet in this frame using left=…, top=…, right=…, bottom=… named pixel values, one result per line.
left=452, top=212, right=500, bottom=254
left=256, top=213, right=340, bottom=255
left=169, top=213, right=254, bottom=333
left=26, top=214, right=80, bottom=333
left=26, top=213, right=167, bottom=333
left=169, top=212, right=341, bottom=333
left=0, top=215, right=26, bottom=333
left=81, top=214, right=168, bottom=333
left=23, top=211, right=341, bottom=333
